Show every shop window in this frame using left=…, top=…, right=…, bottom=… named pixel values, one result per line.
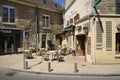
left=96, top=21, right=102, bottom=50
left=106, top=21, right=112, bottom=51
left=2, top=6, right=15, bottom=23
left=42, top=14, right=50, bottom=29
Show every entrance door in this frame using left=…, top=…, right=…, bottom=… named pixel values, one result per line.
left=76, top=35, right=86, bottom=56
left=116, top=33, right=120, bottom=54
left=4, top=35, right=15, bottom=53
left=41, top=34, right=46, bottom=48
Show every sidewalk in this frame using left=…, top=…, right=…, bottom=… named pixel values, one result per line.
left=0, top=53, right=120, bottom=75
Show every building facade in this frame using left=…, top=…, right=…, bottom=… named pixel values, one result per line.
left=63, top=0, right=120, bottom=64
left=0, top=0, right=63, bottom=54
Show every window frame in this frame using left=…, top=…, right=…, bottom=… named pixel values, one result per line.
left=2, top=5, right=15, bottom=24
left=54, top=3, right=58, bottom=8
left=115, top=0, right=120, bottom=14
left=42, top=0, right=48, bottom=5
left=42, top=14, right=51, bottom=29
left=96, top=21, right=103, bottom=50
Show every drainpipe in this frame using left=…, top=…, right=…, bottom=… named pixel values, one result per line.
left=92, top=0, right=98, bottom=64
left=35, top=6, right=39, bottom=49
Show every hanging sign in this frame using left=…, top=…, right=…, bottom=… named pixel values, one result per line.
left=117, top=23, right=120, bottom=30
left=23, top=31, right=29, bottom=39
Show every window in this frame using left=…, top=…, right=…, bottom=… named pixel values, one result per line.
left=115, top=0, right=120, bottom=14
left=106, top=21, right=112, bottom=51
left=42, top=0, right=47, bottom=4
left=96, top=21, right=102, bottom=50
left=54, top=3, right=58, bottom=8
left=42, top=15, right=50, bottom=28
left=67, top=20, right=69, bottom=26
left=2, top=6, right=15, bottom=23
left=70, top=18, right=73, bottom=24
left=42, top=34, right=46, bottom=48
left=74, top=13, right=80, bottom=22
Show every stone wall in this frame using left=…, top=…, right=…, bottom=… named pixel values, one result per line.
left=96, top=0, right=115, bottom=14
left=0, top=0, right=63, bottom=49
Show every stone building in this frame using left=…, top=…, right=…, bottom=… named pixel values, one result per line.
left=63, top=0, right=120, bottom=64
left=0, top=0, right=63, bottom=54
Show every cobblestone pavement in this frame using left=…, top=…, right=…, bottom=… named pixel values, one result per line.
left=0, top=53, right=120, bottom=75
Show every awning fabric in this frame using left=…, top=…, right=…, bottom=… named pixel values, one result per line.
left=47, top=40, right=53, bottom=47
left=64, top=25, right=75, bottom=31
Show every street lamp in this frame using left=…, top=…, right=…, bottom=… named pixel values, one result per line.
left=83, top=27, right=88, bottom=61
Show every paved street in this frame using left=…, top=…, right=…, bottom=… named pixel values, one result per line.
left=0, top=53, right=120, bottom=75
left=0, top=67, right=120, bottom=80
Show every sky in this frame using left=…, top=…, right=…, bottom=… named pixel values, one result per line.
left=55, top=0, right=66, bottom=7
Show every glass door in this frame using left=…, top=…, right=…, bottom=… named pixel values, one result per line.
left=116, top=33, right=120, bottom=54
left=4, top=35, right=15, bottom=53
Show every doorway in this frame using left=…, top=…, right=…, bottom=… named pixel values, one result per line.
left=41, top=34, right=46, bottom=48
left=4, top=35, right=15, bottom=53
left=0, top=29, right=21, bottom=54
left=116, top=33, right=120, bottom=54
left=76, top=35, right=86, bottom=56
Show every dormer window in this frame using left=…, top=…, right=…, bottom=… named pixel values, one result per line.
left=42, top=0, right=47, bottom=5
left=54, top=3, right=58, bottom=8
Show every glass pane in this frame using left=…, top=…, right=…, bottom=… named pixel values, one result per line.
left=42, top=35, right=46, bottom=40
left=10, top=8, right=15, bottom=22
left=42, top=16, right=45, bottom=19
left=2, top=7, right=8, bottom=22
left=42, top=16, right=46, bottom=27
left=46, top=19, right=49, bottom=27
left=42, top=19, right=45, bottom=27
left=46, top=16, right=49, bottom=19
left=43, top=0, right=47, bottom=4
left=42, top=35, right=46, bottom=48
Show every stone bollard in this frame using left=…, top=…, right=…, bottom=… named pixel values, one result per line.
left=25, top=61, right=28, bottom=69
left=48, top=62, right=51, bottom=72
left=74, top=63, right=78, bottom=73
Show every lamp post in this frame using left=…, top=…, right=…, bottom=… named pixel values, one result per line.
left=83, top=27, right=88, bottom=62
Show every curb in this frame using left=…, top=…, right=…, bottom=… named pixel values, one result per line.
left=12, top=69, right=120, bottom=76
left=1, top=67, right=120, bottom=76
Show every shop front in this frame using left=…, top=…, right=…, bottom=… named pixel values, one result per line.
left=76, top=35, right=86, bottom=56
left=0, top=28, right=22, bottom=54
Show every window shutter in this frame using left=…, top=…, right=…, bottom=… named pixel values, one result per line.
left=96, top=21, right=102, bottom=50
left=106, top=21, right=112, bottom=51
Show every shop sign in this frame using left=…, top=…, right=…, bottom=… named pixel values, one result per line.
left=0, top=29, right=12, bottom=33
left=23, top=31, right=29, bottom=39
left=117, top=23, right=120, bottom=30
